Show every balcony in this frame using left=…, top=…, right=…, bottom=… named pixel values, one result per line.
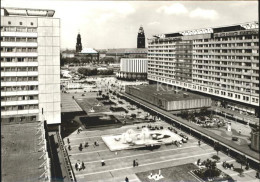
left=1, top=81, right=39, bottom=87
left=1, top=100, right=39, bottom=106
left=2, top=71, right=38, bottom=77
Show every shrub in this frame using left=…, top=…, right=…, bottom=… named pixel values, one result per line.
left=212, top=155, right=220, bottom=161
left=233, top=168, right=244, bottom=176
left=203, top=168, right=221, bottom=178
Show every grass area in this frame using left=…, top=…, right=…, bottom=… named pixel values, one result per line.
left=136, top=163, right=200, bottom=182
left=75, top=115, right=122, bottom=128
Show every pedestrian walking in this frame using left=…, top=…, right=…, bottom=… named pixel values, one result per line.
left=84, top=142, right=88, bottom=148
left=68, top=145, right=71, bottom=151
left=75, top=163, right=78, bottom=171
left=67, top=138, right=70, bottom=144
left=133, top=160, right=136, bottom=167
left=125, top=177, right=129, bottom=182
left=135, top=159, right=139, bottom=166
left=82, top=161, right=85, bottom=170
left=101, top=159, right=105, bottom=166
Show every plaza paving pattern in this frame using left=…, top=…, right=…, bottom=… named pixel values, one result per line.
left=63, top=120, right=258, bottom=182
left=136, top=163, right=200, bottom=182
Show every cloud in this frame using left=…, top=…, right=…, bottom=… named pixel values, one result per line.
left=189, top=8, right=219, bottom=20
left=93, top=2, right=136, bottom=23
left=97, top=13, right=115, bottom=23
left=156, top=3, right=188, bottom=15
left=148, top=21, right=160, bottom=26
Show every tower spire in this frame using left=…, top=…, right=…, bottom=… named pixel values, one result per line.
left=76, top=32, right=82, bottom=52
left=137, top=25, right=145, bottom=48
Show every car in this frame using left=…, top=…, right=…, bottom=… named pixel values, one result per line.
left=179, top=133, right=188, bottom=140
left=232, top=137, right=239, bottom=141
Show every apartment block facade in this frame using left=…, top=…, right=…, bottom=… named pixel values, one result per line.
left=1, top=7, right=61, bottom=124
left=147, top=22, right=259, bottom=116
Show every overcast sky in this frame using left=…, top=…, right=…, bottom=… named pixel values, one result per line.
left=2, top=0, right=258, bottom=50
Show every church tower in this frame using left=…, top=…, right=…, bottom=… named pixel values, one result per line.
left=76, top=33, right=82, bottom=52
left=137, top=26, right=145, bottom=48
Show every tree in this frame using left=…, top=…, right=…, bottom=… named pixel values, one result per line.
left=211, top=155, right=220, bottom=162
left=100, top=57, right=116, bottom=64
left=214, top=142, right=222, bottom=156
left=200, top=107, right=208, bottom=115
left=237, top=155, right=247, bottom=169
left=180, top=110, right=189, bottom=119
left=234, top=168, right=244, bottom=176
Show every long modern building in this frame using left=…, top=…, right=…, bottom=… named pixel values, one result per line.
left=147, top=21, right=259, bottom=116
left=1, top=7, right=61, bottom=125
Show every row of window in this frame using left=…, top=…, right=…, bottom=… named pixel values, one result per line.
left=1, top=104, right=39, bottom=111
left=193, top=42, right=259, bottom=48
left=1, top=26, right=36, bottom=32
left=148, top=35, right=259, bottom=46
left=1, top=95, right=38, bottom=102
left=1, top=76, right=38, bottom=82
left=1, top=57, right=37, bottom=62
left=194, top=55, right=259, bottom=61
left=1, top=85, right=38, bottom=92
left=193, top=35, right=258, bottom=42
left=1, top=36, right=37, bottom=42
left=1, top=47, right=37, bottom=53
left=1, top=115, right=37, bottom=123
left=1, top=67, right=38, bottom=72
left=194, top=61, right=256, bottom=66
left=195, top=49, right=256, bottom=54
left=150, top=76, right=258, bottom=102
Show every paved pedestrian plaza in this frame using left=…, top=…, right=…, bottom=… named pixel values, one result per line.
left=63, top=120, right=258, bottom=182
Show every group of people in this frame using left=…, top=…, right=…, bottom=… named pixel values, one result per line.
left=75, top=161, right=85, bottom=171
left=77, top=141, right=99, bottom=151
left=77, top=127, right=83, bottom=134
left=133, top=159, right=139, bottom=167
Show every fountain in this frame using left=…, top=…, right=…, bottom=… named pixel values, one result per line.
left=102, top=127, right=183, bottom=151
left=89, top=107, right=95, bottom=113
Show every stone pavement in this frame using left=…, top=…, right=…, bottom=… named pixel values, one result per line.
left=63, top=120, right=259, bottom=182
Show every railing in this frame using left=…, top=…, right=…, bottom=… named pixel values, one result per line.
left=56, top=132, right=76, bottom=182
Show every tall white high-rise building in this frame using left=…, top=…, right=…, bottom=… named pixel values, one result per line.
left=1, top=7, right=61, bottom=125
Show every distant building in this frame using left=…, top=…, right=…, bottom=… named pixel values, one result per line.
left=75, top=48, right=99, bottom=62
left=97, top=49, right=107, bottom=59
left=76, top=33, right=82, bottom=52
left=61, top=49, right=75, bottom=58
left=137, top=26, right=145, bottom=48
left=106, top=48, right=147, bottom=62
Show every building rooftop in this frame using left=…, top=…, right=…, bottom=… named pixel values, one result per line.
left=1, top=122, right=47, bottom=182
left=152, top=21, right=259, bottom=38
left=79, top=48, right=98, bottom=54
left=129, top=84, right=209, bottom=101
left=62, top=50, right=76, bottom=54
left=107, top=48, right=148, bottom=54
left=1, top=7, right=55, bottom=17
